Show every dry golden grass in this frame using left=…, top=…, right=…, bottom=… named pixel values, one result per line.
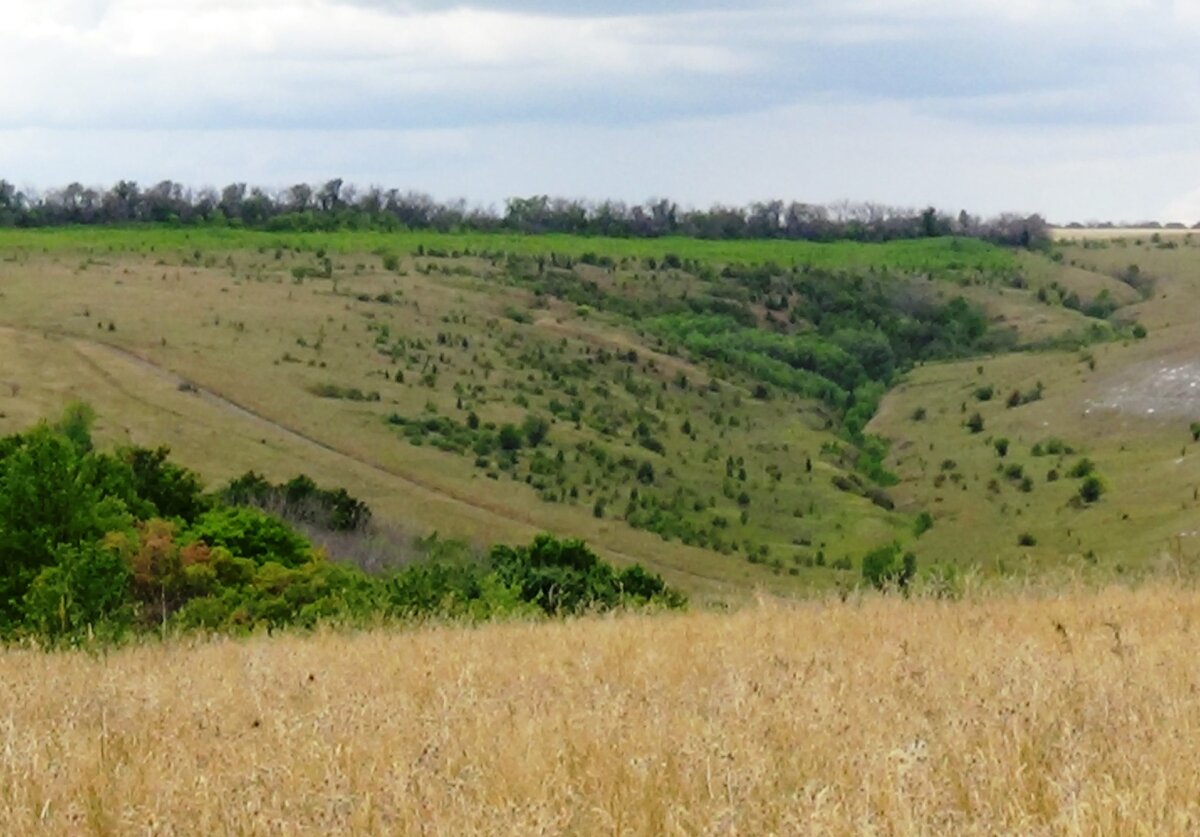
left=3, top=586, right=1200, bottom=834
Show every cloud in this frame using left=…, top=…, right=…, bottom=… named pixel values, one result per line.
left=2, top=0, right=1200, bottom=220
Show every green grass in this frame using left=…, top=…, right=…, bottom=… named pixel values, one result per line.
left=0, top=225, right=1018, bottom=273
left=0, top=225, right=1162, bottom=598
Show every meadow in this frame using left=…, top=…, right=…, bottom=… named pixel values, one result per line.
left=3, top=583, right=1199, bottom=834
left=0, top=225, right=1181, bottom=598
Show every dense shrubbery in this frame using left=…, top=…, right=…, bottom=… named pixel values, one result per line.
left=0, top=408, right=685, bottom=645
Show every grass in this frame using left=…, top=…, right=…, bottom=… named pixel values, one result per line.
left=0, top=226, right=1165, bottom=598
left=3, top=583, right=1200, bottom=832
left=0, top=225, right=1019, bottom=272
left=870, top=235, right=1200, bottom=576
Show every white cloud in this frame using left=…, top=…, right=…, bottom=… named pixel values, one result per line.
left=3, top=0, right=1200, bottom=220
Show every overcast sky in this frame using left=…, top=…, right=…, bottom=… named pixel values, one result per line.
left=4, top=0, right=1200, bottom=223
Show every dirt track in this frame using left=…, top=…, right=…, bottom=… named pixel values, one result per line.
left=3, top=326, right=736, bottom=591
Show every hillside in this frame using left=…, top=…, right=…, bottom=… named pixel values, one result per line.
left=3, top=584, right=1198, bottom=833
left=0, top=227, right=1158, bottom=598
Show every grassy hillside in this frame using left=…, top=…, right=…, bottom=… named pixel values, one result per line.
left=872, top=231, right=1200, bottom=579
left=3, top=584, right=1199, bottom=833
left=0, top=227, right=1147, bottom=597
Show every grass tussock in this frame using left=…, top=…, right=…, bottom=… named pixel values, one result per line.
left=3, top=585, right=1200, bottom=833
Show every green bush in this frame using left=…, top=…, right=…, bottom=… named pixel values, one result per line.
left=489, top=534, right=685, bottom=614
left=184, top=507, right=313, bottom=568
left=913, top=511, right=934, bottom=537
left=0, top=410, right=685, bottom=644
left=861, top=543, right=916, bottom=591
left=22, top=542, right=133, bottom=642
left=1078, top=476, right=1105, bottom=504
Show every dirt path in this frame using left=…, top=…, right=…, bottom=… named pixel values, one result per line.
left=16, top=326, right=736, bottom=590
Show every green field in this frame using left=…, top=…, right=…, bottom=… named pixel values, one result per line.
left=0, top=225, right=1182, bottom=599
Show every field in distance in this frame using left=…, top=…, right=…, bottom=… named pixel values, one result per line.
left=0, top=226, right=1183, bottom=597
left=3, top=583, right=1199, bottom=833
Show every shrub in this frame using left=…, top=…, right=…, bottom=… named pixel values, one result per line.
left=913, top=511, right=934, bottom=537
left=1069, top=458, right=1095, bottom=478
left=22, top=542, right=133, bottom=642
left=993, top=438, right=1009, bottom=457
left=489, top=534, right=685, bottom=614
left=498, top=424, right=523, bottom=451
left=1079, top=476, right=1105, bottom=504
left=184, top=507, right=312, bottom=568
left=637, top=461, right=656, bottom=485
left=521, top=414, right=550, bottom=447
left=1017, top=532, right=1037, bottom=546
left=966, top=413, right=984, bottom=433
left=860, top=543, right=916, bottom=591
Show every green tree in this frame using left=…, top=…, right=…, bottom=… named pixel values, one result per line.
left=861, top=543, right=917, bottom=591
left=0, top=425, right=130, bottom=628
left=521, top=414, right=550, bottom=447
left=1078, top=476, right=1105, bottom=504
left=22, top=541, right=133, bottom=641
left=498, top=424, right=522, bottom=451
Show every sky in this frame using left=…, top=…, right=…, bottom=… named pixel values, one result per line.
left=3, top=0, right=1200, bottom=223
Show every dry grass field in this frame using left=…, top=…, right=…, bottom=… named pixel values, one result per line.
left=3, top=584, right=1200, bottom=834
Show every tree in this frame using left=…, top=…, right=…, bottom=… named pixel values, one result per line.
left=498, top=424, right=522, bottom=451
left=521, top=414, right=550, bottom=447
left=1078, top=476, right=1105, bottom=504
left=636, top=461, right=656, bottom=485
left=118, top=446, right=207, bottom=522
left=0, top=424, right=131, bottom=628
left=22, top=541, right=132, bottom=641
left=861, top=543, right=917, bottom=590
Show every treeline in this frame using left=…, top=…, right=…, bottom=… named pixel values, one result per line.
left=0, top=406, right=684, bottom=645
left=0, top=178, right=1049, bottom=246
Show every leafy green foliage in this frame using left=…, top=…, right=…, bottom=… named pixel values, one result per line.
left=0, top=410, right=684, bottom=644
left=1079, top=476, right=1105, bottom=504
left=120, top=445, right=209, bottom=522
left=222, top=472, right=371, bottom=531
left=489, top=534, right=685, bottom=614
left=184, top=507, right=313, bottom=569
left=860, top=543, right=917, bottom=591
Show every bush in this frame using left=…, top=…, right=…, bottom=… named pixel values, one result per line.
left=489, top=534, right=685, bottom=614
left=0, top=410, right=685, bottom=643
left=22, top=542, right=133, bottom=642
left=498, top=424, right=523, bottom=451
left=1069, top=458, right=1095, bottom=478
left=966, top=413, right=984, bottom=433
left=913, top=511, right=934, bottom=537
left=861, top=543, right=916, bottom=591
left=1017, top=532, right=1037, bottom=546
left=184, top=507, right=313, bottom=568
left=521, top=414, right=551, bottom=447
left=1078, top=476, right=1105, bottom=504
